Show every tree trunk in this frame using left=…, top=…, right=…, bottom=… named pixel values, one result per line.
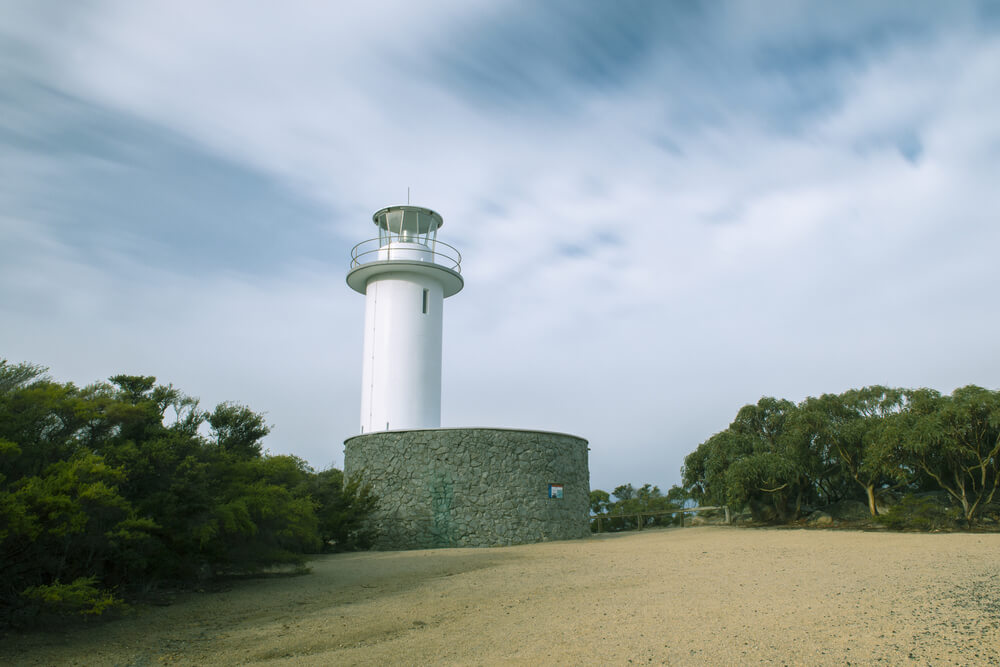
left=865, top=485, right=878, bottom=516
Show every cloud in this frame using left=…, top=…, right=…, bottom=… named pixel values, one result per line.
left=2, top=1, right=999, bottom=490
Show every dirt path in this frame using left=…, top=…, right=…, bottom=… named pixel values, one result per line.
left=4, top=527, right=999, bottom=665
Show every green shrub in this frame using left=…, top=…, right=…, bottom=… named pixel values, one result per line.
left=1, top=360, right=379, bottom=631
left=20, top=576, right=126, bottom=619
left=877, top=494, right=961, bottom=531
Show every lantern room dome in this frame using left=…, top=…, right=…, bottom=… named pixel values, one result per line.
left=372, top=205, right=442, bottom=236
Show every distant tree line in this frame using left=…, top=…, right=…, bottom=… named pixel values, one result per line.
left=681, top=386, right=1000, bottom=527
left=588, top=483, right=689, bottom=531
left=0, top=360, right=375, bottom=628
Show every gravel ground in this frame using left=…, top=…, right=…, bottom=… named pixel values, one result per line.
left=4, top=527, right=999, bottom=665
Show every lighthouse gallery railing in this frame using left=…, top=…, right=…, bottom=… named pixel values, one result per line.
left=350, top=238, right=462, bottom=272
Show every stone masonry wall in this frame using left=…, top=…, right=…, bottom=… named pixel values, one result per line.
left=343, top=428, right=590, bottom=550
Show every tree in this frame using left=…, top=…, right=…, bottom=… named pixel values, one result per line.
left=0, top=360, right=376, bottom=628
left=723, top=398, right=817, bottom=521
left=597, top=483, right=681, bottom=530
left=589, top=489, right=610, bottom=515
left=685, top=397, right=846, bottom=521
left=900, top=386, right=1000, bottom=524
left=799, top=387, right=909, bottom=516
left=208, top=403, right=270, bottom=459
left=682, top=430, right=744, bottom=507
left=0, top=448, right=144, bottom=622
left=665, top=485, right=690, bottom=507
left=611, top=484, right=635, bottom=501
left=0, top=360, right=47, bottom=394
left=679, top=384, right=1000, bottom=527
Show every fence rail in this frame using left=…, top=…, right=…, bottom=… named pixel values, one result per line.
left=591, top=506, right=731, bottom=533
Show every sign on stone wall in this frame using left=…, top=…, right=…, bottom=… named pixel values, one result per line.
left=548, top=484, right=563, bottom=499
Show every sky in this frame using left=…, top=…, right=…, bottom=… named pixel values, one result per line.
left=2, top=1, right=999, bottom=492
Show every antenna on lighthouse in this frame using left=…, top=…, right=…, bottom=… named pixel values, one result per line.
left=347, top=205, right=463, bottom=433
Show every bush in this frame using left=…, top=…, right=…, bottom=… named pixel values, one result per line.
left=13, top=577, right=127, bottom=627
left=0, top=360, right=377, bottom=630
left=877, top=494, right=961, bottom=531
left=311, top=471, right=377, bottom=551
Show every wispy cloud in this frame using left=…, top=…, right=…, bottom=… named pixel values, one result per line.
left=2, top=1, right=999, bottom=488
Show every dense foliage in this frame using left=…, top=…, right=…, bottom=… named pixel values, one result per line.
left=0, top=360, right=375, bottom=628
left=681, top=385, right=1000, bottom=526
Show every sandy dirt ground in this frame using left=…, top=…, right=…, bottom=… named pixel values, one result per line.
left=3, top=527, right=999, bottom=666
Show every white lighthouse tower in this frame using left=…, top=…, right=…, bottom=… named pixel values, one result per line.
left=347, top=205, right=463, bottom=433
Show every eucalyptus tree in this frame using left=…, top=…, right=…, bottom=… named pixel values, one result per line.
left=683, top=398, right=820, bottom=521
left=724, top=397, right=819, bottom=521
left=682, top=429, right=747, bottom=507
left=899, top=386, right=1000, bottom=524
left=800, top=386, right=910, bottom=516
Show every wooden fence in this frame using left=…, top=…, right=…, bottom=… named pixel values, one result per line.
left=591, top=506, right=731, bottom=533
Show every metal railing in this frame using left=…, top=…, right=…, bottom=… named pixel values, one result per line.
left=349, top=238, right=462, bottom=272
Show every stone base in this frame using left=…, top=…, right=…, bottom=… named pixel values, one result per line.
left=344, top=428, right=590, bottom=550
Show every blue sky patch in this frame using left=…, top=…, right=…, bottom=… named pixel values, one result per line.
left=2, top=79, right=330, bottom=277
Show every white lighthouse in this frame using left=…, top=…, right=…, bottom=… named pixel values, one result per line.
left=347, top=205, right=463, bottom=433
